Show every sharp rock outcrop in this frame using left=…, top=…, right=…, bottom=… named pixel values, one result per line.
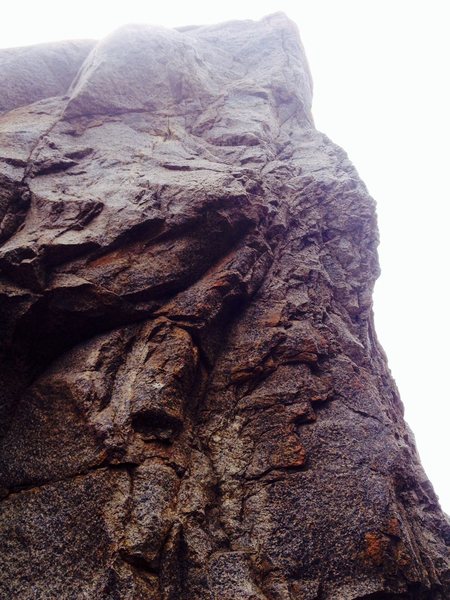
left=0, top=13, right=448, bottom=600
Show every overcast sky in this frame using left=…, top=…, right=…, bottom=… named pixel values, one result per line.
left=1, top=0, right=448, bottom=511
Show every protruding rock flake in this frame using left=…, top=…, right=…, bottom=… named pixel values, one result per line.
left=0, top=13, right=448, bottom=600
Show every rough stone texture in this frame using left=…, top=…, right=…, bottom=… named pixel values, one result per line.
left=0, top=13, right=448, bottom=600
left=0, top=39, right=95, bottom=113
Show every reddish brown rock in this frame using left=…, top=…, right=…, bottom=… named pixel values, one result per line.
left=0, top=12, right=448, bottom=600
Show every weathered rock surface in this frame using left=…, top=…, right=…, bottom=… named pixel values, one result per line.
left=0, top=13, right=448, bottom=599
left=0, top=39, right=95, bottom=113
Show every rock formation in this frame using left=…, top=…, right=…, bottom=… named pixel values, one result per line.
left=0, top=13, right=448, bottom=599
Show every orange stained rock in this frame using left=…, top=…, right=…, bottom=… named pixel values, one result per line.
left=363, top=531, right=390, bottom=567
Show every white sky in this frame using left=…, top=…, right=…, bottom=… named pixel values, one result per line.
left=1, top=1, right=449, bottom=512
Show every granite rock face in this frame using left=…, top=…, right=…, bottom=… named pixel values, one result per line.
left=0, top=13, right=448, bottom=600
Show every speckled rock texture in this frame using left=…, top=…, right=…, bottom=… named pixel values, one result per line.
left=0, top=13, right=448, bottom=600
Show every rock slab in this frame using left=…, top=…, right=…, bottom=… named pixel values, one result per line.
left=0, top=13, right=448, bottom=600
